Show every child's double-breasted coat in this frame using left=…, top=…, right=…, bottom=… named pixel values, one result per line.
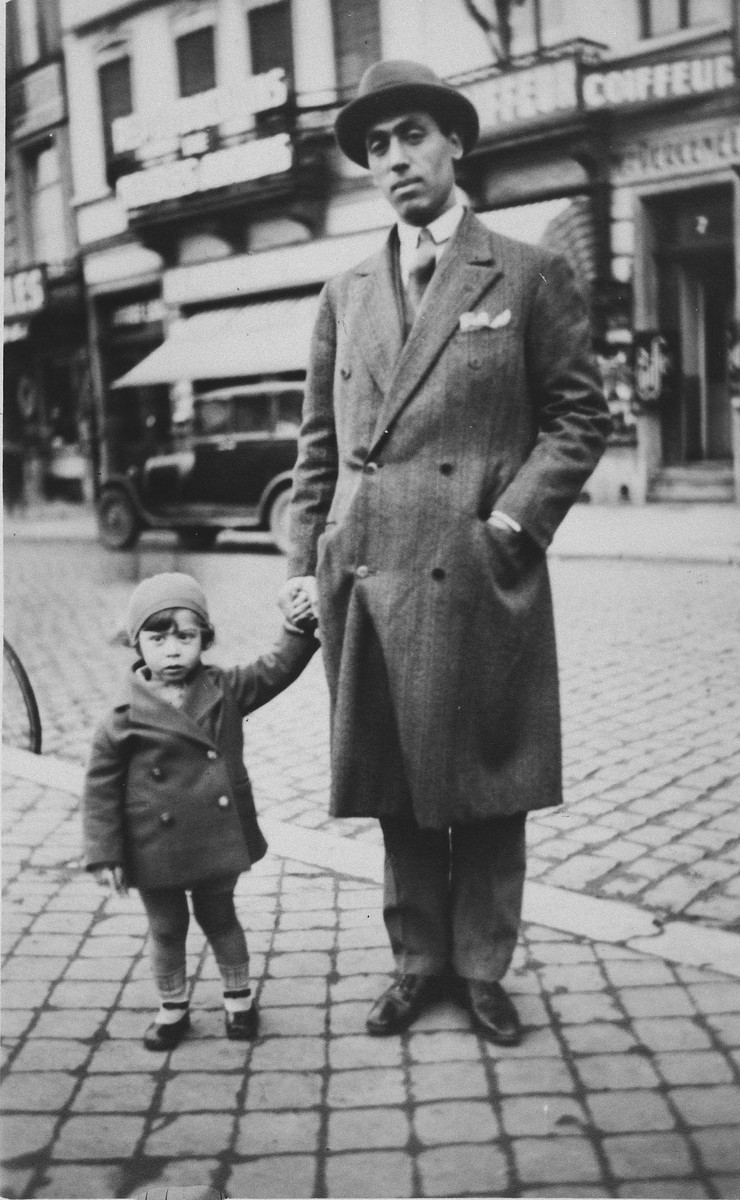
left=83, top=629, right=317, bottom=889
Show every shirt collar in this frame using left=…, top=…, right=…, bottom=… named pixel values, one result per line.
left=397, top=202, right=465, bottom=255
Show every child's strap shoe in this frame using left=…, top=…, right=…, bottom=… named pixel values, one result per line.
left=144, top=1009, right=190, bottom=1051
left=225, top=1005, right=258, bottom=1040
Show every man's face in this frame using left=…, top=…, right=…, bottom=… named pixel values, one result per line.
left=365, top=110, right=462, bottom=226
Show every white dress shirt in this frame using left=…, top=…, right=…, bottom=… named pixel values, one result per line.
left=397, top=203, right=466, bottom=287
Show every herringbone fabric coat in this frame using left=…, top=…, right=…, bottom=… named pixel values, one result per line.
left=288, top=210, right=610, bottom=828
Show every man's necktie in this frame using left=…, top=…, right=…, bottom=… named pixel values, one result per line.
left=407, top=227, right=436, bottom=319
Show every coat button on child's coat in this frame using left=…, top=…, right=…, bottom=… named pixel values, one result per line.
left=152, top=767, right=163, bottom=779
left=218, top=795, right=230, bottom=808
left=207, top=750, right=218, bottom=760
left=160, top=811, right=174, bottom=826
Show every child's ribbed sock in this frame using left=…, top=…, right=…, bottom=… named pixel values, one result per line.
left=223, top=987, right=252, bottom=1013
left=155, top=982, right=189, bottom=1026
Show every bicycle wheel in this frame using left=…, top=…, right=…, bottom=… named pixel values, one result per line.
left=3, top=638, right=42, bottom=754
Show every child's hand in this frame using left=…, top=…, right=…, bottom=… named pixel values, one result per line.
left=288, top=588, right=317, bottom=630
left=278, top=577, right=319, bottom=633
left=93, top=865, right=128, bottom=896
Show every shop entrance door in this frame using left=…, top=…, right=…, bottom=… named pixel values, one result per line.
left=677, top=252, right=734, bottom=462
left=652, top=184, right=734, bottom=467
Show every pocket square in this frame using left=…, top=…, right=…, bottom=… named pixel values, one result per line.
left=459, top=308, right=511, bottom=332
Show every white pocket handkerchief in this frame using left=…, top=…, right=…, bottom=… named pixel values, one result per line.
left=459, top=308, right=511, bottom=332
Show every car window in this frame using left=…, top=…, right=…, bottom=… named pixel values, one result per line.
left=195, top=399, right=231, bottom=435
left=233, top=395, right=272, bottom=434
left=275, top=391, right=303, bottom=436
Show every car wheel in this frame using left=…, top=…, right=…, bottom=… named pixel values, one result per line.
left=176, top=527, right=220, bottom=551
left=97, top=490, right=140, bottom=550
left=268, top=489, right=293, bottom=554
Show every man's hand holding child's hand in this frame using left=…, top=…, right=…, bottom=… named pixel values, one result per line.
left=279, top=577, right=319, bottom=633
left=93, top=865, right=129, bottom=896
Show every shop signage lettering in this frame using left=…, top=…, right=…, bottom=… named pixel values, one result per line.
left=112, top=69, right=288, bottom=159
left=4, top=267, right=46, bottom=320
left=116, top=134, right=293, bottom=210
left=111, top=300, right=166, bottom=327
left=4, top=322, right=30, bottom=343
left=615, top=123, right=740, bottom=181
left=583, top=52, right=734, bottom=109
left=464, top=59, right=578, bottom=131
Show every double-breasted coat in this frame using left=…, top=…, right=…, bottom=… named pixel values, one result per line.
left=288, top=210, right=610, bottom=828
left=83, top=629, right=317, bottom=889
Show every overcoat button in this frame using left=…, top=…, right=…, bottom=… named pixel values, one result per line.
left=363, top=462, right=379, bottom=475
left=340, top=366, right=352, bottom=379
left=355, top=565, right=370, bottom=579
left=431, top=568, right=446, bottom=581
left=207, top=750, right=218, bottom=760
left=152, top=767, right=163, bottom=779
left=160, top=811, right=174, bottom=826
left=218, top=795, right=230, bottom=808
left=439, top=462, right=453, bottom=475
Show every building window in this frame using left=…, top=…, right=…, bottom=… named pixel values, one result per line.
left=98, top=56, right=133, bottom=178
left=176, top=26, right=216, bottom=97
left=5, top=0, right=23, bottom=74
left=24, top=136, right=67, bottom=265
left=331, top=0, right=380, bottom=98
left=248, top=1, right=293, bottom=81
left=641, top=0, right=731, bottom=36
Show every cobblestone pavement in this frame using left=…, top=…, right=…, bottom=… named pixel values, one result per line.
left=2, top=764, right=740, bottom=1200
left=4, top=538, right=740, bottom=930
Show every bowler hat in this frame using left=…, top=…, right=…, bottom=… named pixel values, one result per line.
left=335, top=60, right=479, bottom=168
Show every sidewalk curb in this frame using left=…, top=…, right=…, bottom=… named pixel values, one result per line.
left=6, top=744, right=740, bottom=981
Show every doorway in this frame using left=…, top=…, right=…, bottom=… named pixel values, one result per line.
left=650, top=185, right=735, bottom=465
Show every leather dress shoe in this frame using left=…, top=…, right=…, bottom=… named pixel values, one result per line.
left=366, top=974, right=440, bottom=1036
left=225, top=1005, right=258, bottom=1040
left=466, top=980, right=521, bottom=1045
left=143, top=1010, right=190, bottom=1051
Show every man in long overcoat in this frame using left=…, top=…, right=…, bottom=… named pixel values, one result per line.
left=280, top=60, right=611, bottom=1043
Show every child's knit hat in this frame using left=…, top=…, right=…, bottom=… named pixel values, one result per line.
left=126, top=572, right=210, bottom=644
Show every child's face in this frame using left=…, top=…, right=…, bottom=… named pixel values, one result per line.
left=138, top=609, right=203, bottom=683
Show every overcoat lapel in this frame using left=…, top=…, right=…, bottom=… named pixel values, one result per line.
left=369, top=210, right=502, bottom=453
left=351, top=232, right=404, bottom=399
left=125, top=665, right=220, bottom=749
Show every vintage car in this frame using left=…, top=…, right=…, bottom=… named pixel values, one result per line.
left=96, top=295, right=318, bottom=552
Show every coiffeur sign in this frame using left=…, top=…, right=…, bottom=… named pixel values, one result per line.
left=583, top=52, right=735, bottom=109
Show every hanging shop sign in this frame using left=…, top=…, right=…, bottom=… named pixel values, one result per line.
left=613, top=121, right=740, bottom=183
left=4, top=267, right=47, bottom=321
left=110, top=299, right=166, bottom=328
left=4, top=322, right=30, bottom=344
left=112, top=69, right=288, bottom=161
left=583, top=52, right=735, bottom=110
left=116, top=134, right=293, bottom=211
left=463, top=58, right=579, bottom=134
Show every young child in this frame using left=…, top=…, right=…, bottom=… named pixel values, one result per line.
left=82, top=572, right=317, bottom=1051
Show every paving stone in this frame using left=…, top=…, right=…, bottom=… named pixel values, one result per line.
left=329, top=1001, right=371, bottom=1035
left=47, top=980, right=121, bottom=1009
left=560, top=1023, right=638, bottom=1054
left=603, top=1131, right=697, bottom=1179
left=159, top=1072, right=244, bottom=1111
left=31, top=1164, right=125, bottom=1199
left=11, top=1039, right=91, bottom=1072
left=574, top=1052, right=662, bottom=1090
left=512, top=1134, right=603, bottom=1185
left=54, top=1113, right=146, bottom=1159
left=328, top=1106, right=410, bottom=1151
left=260, top=1004, right=327, bottom=1037
left=260, top=977, right=327, bottom=1007
left=615, top=1180, right=710, bottom=1198
left=603, top=959, right=677, bottom=987
left=1, top=956, right=69, bottom=981
left=528, top=942, right=597, bottom=965
left=142, top=1112, right=238, bottom=1157
left=500, top=1094, right=589, bottom=1137
left=335, top=948, right=394, bottom=975
left=227, top=1155, right=317, bottom=1199
left=328, top=1035, right=403, bottom=1071
left=0, top=980, right=55, bottom=1009
left=705, top=1013, right=740, bottom=1044
left=249, top=1036, right=326, bottom=1073
left=70, top=1074, right=158, bottom=1112
left=619, top=986, right=695, bottom=1018
left=687, top=983, right=740, bottom=1012
left=587, top=1089, right=676, bottom=1132
left=325, top=1150, right=413, bottom=1198
left=632, top=1017, right=712, bottom=1051
left=242, top=1070, right=323, bottom=1110
left=233, top=1110, right=321, bottom=1155
left=694, top=1129, right=740, bottom=1173
left=131, top=1158, right=223, bottom=1194
left=539, top=963, right=606, bottom=993
left=272, top=928, right=335, bottom=952
left=28, top=1009, right=108, bottom=1041
left=711, top=1175, right=740, bottom=1198
left=668, top=1085, right=740, bottom=1128
left=267, top=950, right=332, bottom=977
left=417, top=1143, right=510, bottom=1196
left=407, top=1030, right=481, bottom=1063
left=0, top=1071, right=78, bottom=1111
left=549, top=991, right=623, bottom=1024
left=1, top=1166, right=44, bottom=1199
left=413, top=1099, right=501, bottom=1145
left=408, top=1059, right=488, bottom=1102
left=483, top=1025, right=563, bottom=1059
left=494, top=1056, right=576, bottom=1095
left=653, top=1051, right=735, bottom=1085
left=327, top=1067, right=405, bottom=1109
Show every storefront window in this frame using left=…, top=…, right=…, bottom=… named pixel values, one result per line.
left=176, top=26, right=216, bottom=97
left=331, top=0, right=380, bottom=98
left=642, top=0, right=731, bottom=35
left=98, top=55, right=133, bottom=170
left=248, top=1, right=293, bottom=79
left=24, top=137, right=67, bottom=265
